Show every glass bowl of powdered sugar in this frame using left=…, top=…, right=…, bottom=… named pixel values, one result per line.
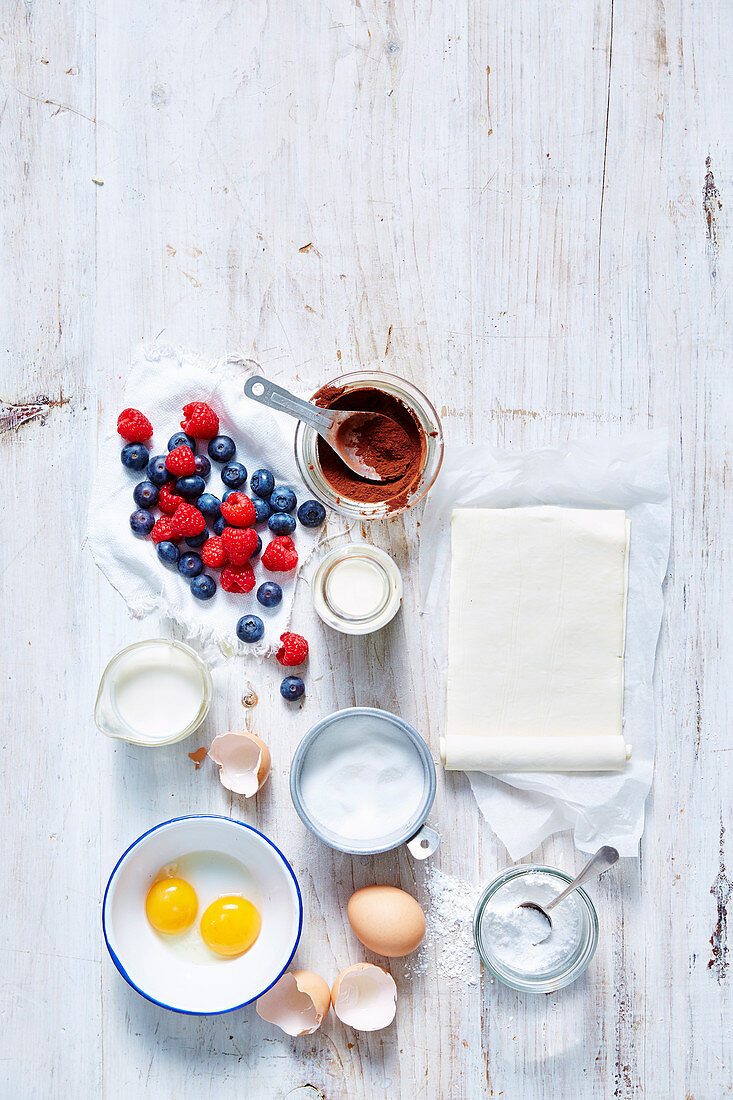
left=473, top=865, right=599, bottom=993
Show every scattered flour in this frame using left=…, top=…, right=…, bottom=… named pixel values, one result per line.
left=402, top=865, right=483, bottom=986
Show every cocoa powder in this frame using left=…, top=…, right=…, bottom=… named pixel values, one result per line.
left=337, top=413, right=412, bottom=481
left=313, top=384, right=426, bottom=510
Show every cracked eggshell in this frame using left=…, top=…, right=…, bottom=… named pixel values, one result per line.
left=256, top=970, right=331, bottom=1036
left=331, top=963, right=397, bottom=1031
left=208, top=732, right=271, bottom=797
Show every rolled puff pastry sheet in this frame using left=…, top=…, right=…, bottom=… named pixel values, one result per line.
left=442, top=506, right=632, bottom=773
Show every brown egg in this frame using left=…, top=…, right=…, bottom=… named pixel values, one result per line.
left=347, top=885, right=426, bottom=957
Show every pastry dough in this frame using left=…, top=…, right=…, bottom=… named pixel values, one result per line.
left=442, top=506, right=631, bottom=773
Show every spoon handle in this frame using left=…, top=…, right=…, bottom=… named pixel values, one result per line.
left=545, top=845, right=619, bottom=912
left=244, top=375, right=332, bottom=436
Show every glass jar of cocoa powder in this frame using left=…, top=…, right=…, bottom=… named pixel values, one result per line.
left=294, top=370, right=444, bottom=520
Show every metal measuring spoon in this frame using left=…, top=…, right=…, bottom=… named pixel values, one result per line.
left=518, top=845, right=619, bottom=944
left=244, top=375, right=411, bottom=482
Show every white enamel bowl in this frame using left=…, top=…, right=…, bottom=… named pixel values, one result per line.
left=102, top=816, right=303, bottom=1015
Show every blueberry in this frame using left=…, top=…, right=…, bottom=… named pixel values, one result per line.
left=213, top=515, right=226, bottom=536
left=252, top=497, right=272, bottom=524
left=268, top=512, right=296, bottom=536
left=177, top=553, right=203, bottom=578
left=197, top=493, right=222, bottom=519
left=257, top=581, right=282, bottom=608
left=222, top=489, right=235, bottom=501
left=133, top=480, right=159, bottom=509
left=191, top=574, right=216, bottom=600
left=297, top=499, right=327, bottom=528
left=250, top=534, right=262, bottom=558
left=207, top=435, right=237, bottom=463
left=185, top=530, right=209, bottom=548
left=146, top=454, right=169, bottom=486
left=280, top=676, right=305, bottom=701
left=236, top=614, right=265, bottom=643
left=121, top=443, right=149, bottom=471
left=156, top=540, right=179, bottom=566
left=176, top=475, right=206, bottom=499
left=221, top=462, right=247, bottom=489
left=129, top=509, right=155, bottom=535
left=269, top=486, right=297, bottom=513
left=194, top=454, right=211, bottom=481
left=168, top=431, right=196, bottom=452
left=250, top=469, right=275, bottom=498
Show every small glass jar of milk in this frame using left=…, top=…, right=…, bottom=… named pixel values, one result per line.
left=94, top=639, right=213, bottom=746
left=312, top=544, right=403, bottom=635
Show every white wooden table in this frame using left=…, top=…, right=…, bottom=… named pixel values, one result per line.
left=2, top=1, right=731, bottom=1096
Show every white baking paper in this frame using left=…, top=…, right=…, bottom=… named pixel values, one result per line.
left=419, top=431, right=671, bottom=859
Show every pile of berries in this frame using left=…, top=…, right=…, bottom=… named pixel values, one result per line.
left=118, top=401, right=324, bottom=701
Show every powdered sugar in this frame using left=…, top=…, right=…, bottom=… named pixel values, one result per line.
left=402, top=866, right=482, bottom=986
left=478, top=871, right=583, bottom=976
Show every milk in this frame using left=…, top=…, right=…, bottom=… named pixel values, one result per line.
left=325, top=556, right=389, bottom=619
left=312, top=544, right=403, bottom=636
left=96, top=639, right=211, bottom=746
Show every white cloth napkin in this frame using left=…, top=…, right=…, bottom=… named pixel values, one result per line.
left=419, top=430, right=671, bottom=859
left=86, top=347, right=323, bottom=658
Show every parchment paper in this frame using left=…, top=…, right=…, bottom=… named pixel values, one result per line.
left=419, top=431, right=671, bottom=859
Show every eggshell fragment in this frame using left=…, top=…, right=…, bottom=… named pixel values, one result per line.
left=256, top=970, right=331, bottom=1036
left=208, top=731, right=271, bottom=796
left=331, top=963, right=397, bottom=1031
left=347, top=885, right=426, bottom=957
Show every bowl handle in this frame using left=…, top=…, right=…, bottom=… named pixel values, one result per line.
left=405, top=824, right=441, bottom=860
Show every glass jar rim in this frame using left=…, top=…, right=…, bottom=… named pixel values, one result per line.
left=312, top=544, right=403, bottom=635
left=294, top=369, right=444, bottom=520
left=473, top=864, right=599, bottom=993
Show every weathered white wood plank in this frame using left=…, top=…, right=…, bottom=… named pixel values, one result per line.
left=0, top=0, right=101, bottom=1095
left=1, top=0, right=730, bottom=1096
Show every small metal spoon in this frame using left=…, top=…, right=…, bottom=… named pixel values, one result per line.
left=518, top=845, right=619, bottom=944
left=244, top=375, right=411, bottom=483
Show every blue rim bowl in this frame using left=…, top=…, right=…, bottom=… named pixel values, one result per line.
left=102, top=815, right=303, bottom=1015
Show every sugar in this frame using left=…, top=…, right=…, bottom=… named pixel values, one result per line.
left=479, top=872, right=583, bottom=975
left=402, top=866, right=482, bottom=986
left=298, top=715, right=426, bottom=844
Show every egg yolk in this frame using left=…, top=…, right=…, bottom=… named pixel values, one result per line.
left=200, top=895, right=261, bottom=957
left=145, top=877, right=198, bottom=935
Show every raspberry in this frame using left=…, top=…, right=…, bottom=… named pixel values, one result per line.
left=220, top=492, right=256, bottom=528
left=158, top=481, right=183, bottom=516
left=180, top=402, right=219, bottom=439
left=201, top=536, right=228, bottom=568
left=170, top=502, right=206, bottom=537
left=221, top=526, right=258, bottom=565
left=117, top=408, right=152, bottom=442
left=277, top=632, right=309, bottom=666
left=151, top=516, right=177, bottom=544
left=220, top=563, right=256, bottom=593
left=165, top=445, right=196, bottom=477
left=261, top=536, right=298, bottom=572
